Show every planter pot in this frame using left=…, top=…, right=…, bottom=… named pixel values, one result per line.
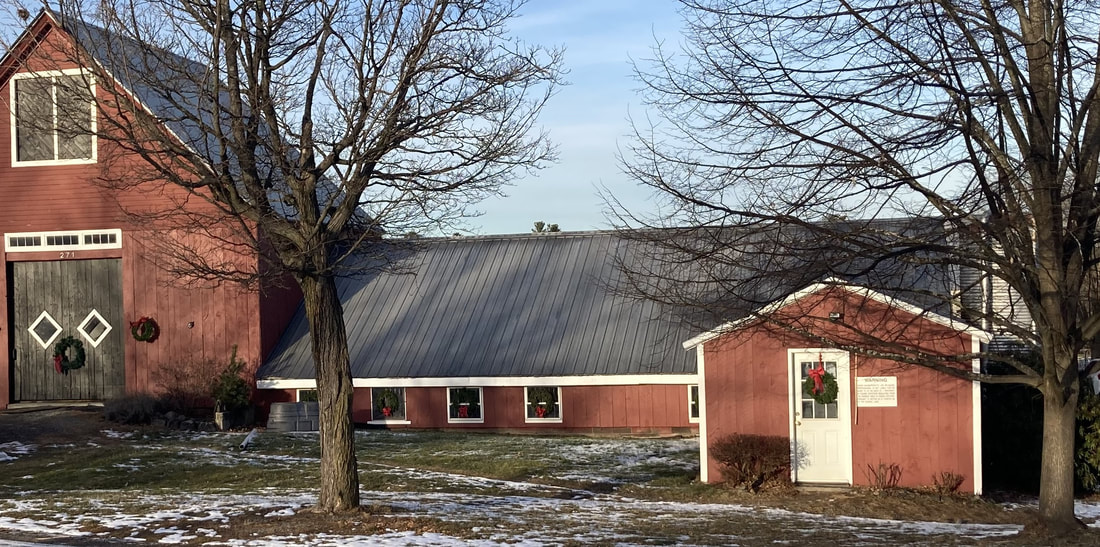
left=215, top=406, right=255, bottom=431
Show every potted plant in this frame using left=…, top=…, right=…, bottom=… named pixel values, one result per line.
left=211, top=346, right=253, bottom=430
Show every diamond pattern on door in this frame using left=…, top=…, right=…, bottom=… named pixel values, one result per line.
left=77, top=309, right=113, bottom=348
left=28, top=310, right=62, bottom=348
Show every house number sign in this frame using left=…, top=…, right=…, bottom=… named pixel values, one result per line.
left=856, top=376, right=898, bottom=407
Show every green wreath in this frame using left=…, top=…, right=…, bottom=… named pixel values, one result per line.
left=803, top=370, right=839, bottom=405
left=52, top=336, right=86, bottom=375
left=130, top=317, right=160, bottom=343
left=525, top=385, right=554, bottom=411
left=375, top=388, right=401, bottom=417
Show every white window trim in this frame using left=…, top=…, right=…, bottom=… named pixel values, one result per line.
left=28, top=310, right=62, bottom=349
left=76, top=308, right=112, bottom=348
left=446, top=386, right=485, bottom=424
left=295, top=389, right=317, bottom=403
left=5, top=228, right=122, bottom=252
left=688, top=384, right=701, bottom=423
left=524, top=386, right=563, bottom=424
left=10, top=69, right=98, bottom=167
left=367, top=387, right=410, bottom=425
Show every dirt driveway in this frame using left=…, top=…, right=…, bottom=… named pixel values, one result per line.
left=0, top=406, right=109, bottom=446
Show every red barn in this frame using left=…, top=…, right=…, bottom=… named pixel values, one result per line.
left=684, top=280, right=989, bottom=493
left=0, top=10, right=299, bottom=409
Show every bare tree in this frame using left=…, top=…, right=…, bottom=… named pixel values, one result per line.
left=27, top=0, right=560, bottom=512
left=615, top=0, right=1100, bottom=533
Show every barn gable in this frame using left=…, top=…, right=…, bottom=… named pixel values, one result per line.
left=0, top=11, right=299, bottom=409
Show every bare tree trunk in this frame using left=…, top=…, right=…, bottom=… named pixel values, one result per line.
left=301, top=273, right=359, bottom=512
left=1039, top=375, right=1080, bottom=533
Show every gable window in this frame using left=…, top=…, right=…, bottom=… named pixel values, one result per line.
left=12, top=70, right=96, bottom=165
left=370, top=387, right=407, bottom=422
left=688, top=385, right=700, bottom=423
left=447, top=387, right=484, bottom=423
left=525, top=386, right=562, bottom=422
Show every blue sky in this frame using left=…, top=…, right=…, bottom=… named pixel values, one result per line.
left=469, top=1, right=684, bottom=235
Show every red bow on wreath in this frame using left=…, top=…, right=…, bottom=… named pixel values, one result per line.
left=808, top=364, right=827, bottom=395
left=535, top=405, right=548, bottom=418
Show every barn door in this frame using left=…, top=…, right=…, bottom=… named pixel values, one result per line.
left=790, top=350, right=852, bottom=484
left=11, top=259, right=124, bottom=401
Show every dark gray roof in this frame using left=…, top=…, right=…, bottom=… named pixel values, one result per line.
left=259, top=232, right=700, bottom=380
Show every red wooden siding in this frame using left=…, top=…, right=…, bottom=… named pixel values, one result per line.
left=123, top=234, right=264, bottom=394
left=701, top=288, right=977, bottom=492
left=256, top=384, right=698, bottom=434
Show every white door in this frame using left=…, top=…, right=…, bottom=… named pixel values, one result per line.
left=790, top=350, right=852, bottom=484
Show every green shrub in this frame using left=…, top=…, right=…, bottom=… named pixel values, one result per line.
left=103, top=394, right=161, bottom=424
left=211, top=346, right=251, bottom=412
left=710, top=434, right=790, bottom=492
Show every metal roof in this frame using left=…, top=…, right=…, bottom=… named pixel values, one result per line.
left=259, top=232, right=700, bottom=380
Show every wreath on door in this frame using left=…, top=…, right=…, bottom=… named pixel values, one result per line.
left=804, top=363, right=839, bottom=405
left=53, top=336, right=86, bottom=374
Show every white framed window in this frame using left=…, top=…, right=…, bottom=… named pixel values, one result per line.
left=447, top=387, right=484, bottom=423
left=77, top=308, right=112, bottom=348
left=524, top=386, right=562, bottom=423
left=5, top=229, right=121, bottom=253
left=296, top=389, right=318, bottom=402
left=11, top=69, right=96, bottom=166
left=688, top=385, right=700, bottom=423
left=369, top=387, right=410, bottom=424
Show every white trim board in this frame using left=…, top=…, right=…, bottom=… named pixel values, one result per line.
left=682, top=278, right=992, bottom=349
left=257, top=373, right=701, bottom=390
left=696, top=344, right=709, bottom=483
left=971, top=336, right=983, bottom=495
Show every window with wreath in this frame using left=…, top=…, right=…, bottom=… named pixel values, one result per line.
left=525, top=386, right=561, bottom=421
left=447, top=387, right=483, bottom=423
left=688, top=385, right=700, bottom=422
left=13, top=71, right=95, bottom=164
left=371, top=387, right=406, bottom=420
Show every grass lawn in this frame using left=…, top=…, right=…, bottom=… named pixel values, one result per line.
left=0, top=412, right=1097, bottom=545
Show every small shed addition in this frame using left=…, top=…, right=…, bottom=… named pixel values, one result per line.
left=684, top=281, right=989, bottom=493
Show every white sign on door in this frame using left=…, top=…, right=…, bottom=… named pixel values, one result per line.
left=856, top=376, right=897, bottom=407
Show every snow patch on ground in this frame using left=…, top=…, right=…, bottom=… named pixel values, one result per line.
left=0, top=441, right=36, bottom=462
